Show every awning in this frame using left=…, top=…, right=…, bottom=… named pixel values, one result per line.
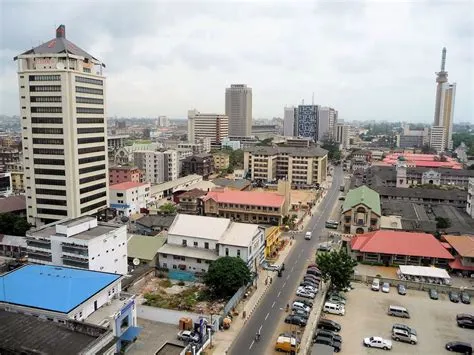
left=398, top=265, right=450, bottom=279
left=120, top=326, right=142, bottom=342
left=449, top=257, right=474, bottom=271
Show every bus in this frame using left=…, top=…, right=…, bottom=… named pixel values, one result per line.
left=325, top=220, right=339, bottom=229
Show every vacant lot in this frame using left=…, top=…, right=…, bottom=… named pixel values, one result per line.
left=323, top=283, right=473, bottom=355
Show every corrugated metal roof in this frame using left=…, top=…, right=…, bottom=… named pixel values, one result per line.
left=342, top=185, right=381, bottom=215
left=127, top=234, right=166, bottom=261
left=167, top=214, right=231, bottom=240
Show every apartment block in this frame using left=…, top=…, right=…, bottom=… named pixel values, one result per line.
left=0, top=147, right=20, bottom=173
left=26, top=216, right=128, bottom=274
left=318, top=106, right=338, bottom=140
left=108, top=166, right=141, bottom=185
left=467, top=178, right=474, bottom=219
left=297, top=105, right=319, bottom=141
left=109, top=181, right=150, bottom=217
left=244, top=146, right=328, bottom=186
left=134, top=150, right=178, bottom=184
left=181, top=153, right=215, bottom=178
left=213, top=152, right=230, bottom=171
left=187, top=109, right=229, bottom=144
left=429, top=126, right=446, bottom=153
left=335, top=123, right=350, bottom=150
left=14, top=25, right=108, bottom=226
left=283, top=106, right=297, bottom=136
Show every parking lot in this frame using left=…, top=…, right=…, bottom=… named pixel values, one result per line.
left=323, top=282, right=473, bottom=354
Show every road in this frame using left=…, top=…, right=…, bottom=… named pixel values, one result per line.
left=228, top=167, right=344, bottom=355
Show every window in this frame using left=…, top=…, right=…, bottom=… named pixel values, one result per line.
left=32, top=117, right=62, bottom=124
left=204, top=242, right=209, bottom=249
left=78, top=155, right=105, bottom=164
left=33, top=138, right=63, bottom=145
left=75, top=86, right=103, bottom=95
left=30, top=96, right=61, bottom=103
left=78, top=146, right=105, bottom=154
left=34, top=158, right=65, bottom=165
left=29, top=75, right=60, bottom=81
left=193, top=241, right=198, bottom=247
left=80, top=182, right=106, bottom=194
left=31, top=107, right=62, bottom=113
left=79, top=164, right=105, bottom=174
left=35, top=178, right=66, bottom=186
left=77, top=117, right=104, bottom=124
left=76, top=97, right=104, bottom=104
left=182, top=240, right=187, bottom=246
left=33, top=148, right=63, bottom=155
left=78, top=137, right=104, bottom=144
left=116, top=193, right=124, bottom=197
left=37, top=208, right=67, bottom=216
left=197, top=259, right=202, bottom=263
left=37, top=198, right=67, bottom=206
left=32, top=127, right=63, bottom=134
left=225, top=248, right=229, bottom=256
left=30, top=85, right=61, bottom=92
left=75, top=76, right=103, bottom=86
left=237, top=249, right=241, bottom=257
left=34, top=168, right=65, bottom=176
left=79, top=173, right=106, bottom=184
left=80, top=191, right=106, bottom=204
left=77, top=127, right=104, bottom=134
left=36, top=188, right=66, bottom=196
left=76, top=107, right=104, bottom=114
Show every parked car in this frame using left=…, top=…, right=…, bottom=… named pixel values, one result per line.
left=328, top=291, right=347, bottom=300
left=382, top=282, right=390, bottom=293
left=397, top=284, right=407, bottom=295
left=315, top=329, right=343, bottom=343
left=303, top=285, right=319, bottom=294
left=296, top=287, right=315, bottom=299
left=292, top=301, right=311, bottom=313
left=391, top=329, right=417, bottom=345
left=177, top=330, right=200, bottom=343
left=363, top=336, right=393, bottom=350
left=449, top=291, right=460, bottom=303
left=371, top=278, right=380, bottom=291
left=457, top=318, right=474, bottom=329
left=317, top=319, right=341, bottom=332
left=292, top=308, right=309, bottom=319
left=445, top=341, right=473, bottom=354
left=314, top=335, right=341, bottom=353
left=327, top=295, right=346, bottom=305
left=461, top=292, right=471, bottom=305
left=294, top=299, right=313, bottom=308
left=285, top=315, right=307, bottom=326
left=300, top=280, right=319, bottom=288
left=304, top=275, right=321, bottom=283
left=457, top=314, right=474, bottom=322
left=306, top=268, right=322, bottom=277
left=429, top=289, right=439, bottom=300
left=392, top=323, right=417, bottom=336
left=307, top=264, right=319, bottom=269
left=279, top=332, right=301, bottom=344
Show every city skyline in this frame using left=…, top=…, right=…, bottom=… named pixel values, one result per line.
left=1, top=1, right=473, bottom=123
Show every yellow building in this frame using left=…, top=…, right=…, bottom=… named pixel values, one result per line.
left=264, top=226, right=281, bottom=259
left=213, top=152, right=230, bottom=171
left=10, top=171, right=25, bottom=193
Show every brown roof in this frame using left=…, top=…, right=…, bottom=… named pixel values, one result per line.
left=178, top=188, right=207, bottom=199
left=443, top=235, right=474, bottom=257
left=0, top=195, right=26, bottom=214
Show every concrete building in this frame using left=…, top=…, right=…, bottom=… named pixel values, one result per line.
left=187, top=109, right=229, bottom=145
left=108, top=166, right=141, bottom=185
left=318, top=106, right=337, bottom=140
left=157, top=214, right=265, bottom=273
left=114, top=143, right=162, bottom=165
left=429, top=126, right=447, bottom=152
left=0, top=172, right=12, bottom=197
left=443, top=235, right=474, bottom=275
left=107, top=135, right=129, bottom=152
left=467, top=178, right=474, bottom=219
left=181, top=153, right=214, bottom=178
left=225, top=84, right=252, bottom=137
left=397, top=124, right=429, bottom=149
left=134, top=150, right=178, bottom=184
left=14, top=25, right=108, bottom=226
left=109, top=181, right=150, bottom=217
left=0, top=147, right=20, bottom=173
left=213, top=152, right=230, bottom=171
left=157, top=115, right=169, bottom=127
left=26, top=216, right=128, bottom=274
left=335, top=123, right=350, bottom=150
left=297, top=105, right=319, bottom=141
left=251, top=125, right=280, bottom=140
left=9, top=170, right=25, bottom=193
left=176, top=188, right=207, bottom=215
left=341, top=186, right=381, bottom=234
left=283, top=106, right=297, bottom=136
left=244, top=146, right=328, bottom=186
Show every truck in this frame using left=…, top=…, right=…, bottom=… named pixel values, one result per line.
left=275, top=336, right=300, bottom=353
left=177, top=330, right=200, bottom=343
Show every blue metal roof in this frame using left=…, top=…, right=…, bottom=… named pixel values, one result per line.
left=0, top=265, right=120, bottom=313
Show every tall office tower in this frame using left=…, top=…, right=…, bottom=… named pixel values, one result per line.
left=283, top=106, right=296, bottom=136
left=318, top=107, right=338, bottom=141
left=335, top=123, right=350, bottom=150
left=431, top=47, right=456, bottom=151
left=14, top=25, right=108, bottom=226
left=157, top=116, right=169, bottom=127
left=296, top=105, right=319, bottom=142
left=225, top=84, right=252, bottom=136
left=187, top=109, right=229, bottom=144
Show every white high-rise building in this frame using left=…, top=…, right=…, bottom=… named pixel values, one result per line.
left=283, top=106, right=296, bottom=136
left=225, top=84, right=252, bottom=136
left=134, top=150, right=178, bottom=184
left=157, top=116, right=169, bottom=127
left=318, top=107, right=338, bottom=141
left=187, top=109, right=229, bottom=144
left=14, top=25, right=108, bottom=226
left=429, top=126, right=447, bottom=153
left=335, top=123, right=350, bottom=150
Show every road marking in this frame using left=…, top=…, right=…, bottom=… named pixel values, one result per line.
left=259, top=325, right=263, bottom=333
left=291, top=266, right=294, bottom=272
left=265, top=312, right=269, bottom=320
left=283, top=282, right=286, bottom=288
left=249, top=340, right=255, bottom=350
left=286, top=274, right=290, bottom=280
left=277, top=291, right=281, bottom=297
left=272, top=301, right=276, bottom=308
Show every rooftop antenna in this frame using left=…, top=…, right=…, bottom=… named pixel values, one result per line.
left=441, top=47, right=447, bottom=72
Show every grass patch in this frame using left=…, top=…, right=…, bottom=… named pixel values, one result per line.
left=145, top=286, right=204, bottom=311
left=158, top=279, right=173, bottom=288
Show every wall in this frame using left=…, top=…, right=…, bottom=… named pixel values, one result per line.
left=137, top=304, right=211, bottom=326
left=87, top=226, right=128, bottom=274
left=71, top=281, right=121, bottom=321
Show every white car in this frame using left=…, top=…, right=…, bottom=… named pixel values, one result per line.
left=304, top=285, right=318, bottom=294
left=305, top=232, right=312, bottom=240
left=296, top=287, right=315, bottom=299
left=363, top=336, right=393, bottom=350
left=382, top=282, right=390, bottom=293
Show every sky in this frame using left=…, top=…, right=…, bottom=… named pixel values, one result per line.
left=0, top=0, right=473, bottom=123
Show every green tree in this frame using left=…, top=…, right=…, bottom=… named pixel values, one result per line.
left=158, top=203, right=177, bottom=215
left=315, top=249, right=357, bottom=291
left=0, top=213, right=32, bottom=236
left=204, top=256, right=252, bottom=298
left=435, top=216, right=451, bottom=229
left=468, top=164, right=474, bottom=170
left=257, top=138, right=273, bottom=146
left=321, top=138, right=342, bottom=161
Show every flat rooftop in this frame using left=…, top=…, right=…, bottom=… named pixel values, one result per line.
left=29, top=223, right=118, bottom=241
left=0, top=265, right=121, bottom=313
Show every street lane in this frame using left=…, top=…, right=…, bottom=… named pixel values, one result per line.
left=229, top=167, right=344, bottom=354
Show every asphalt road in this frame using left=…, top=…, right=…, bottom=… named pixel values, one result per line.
left=229, top=167, right=344, bottom=355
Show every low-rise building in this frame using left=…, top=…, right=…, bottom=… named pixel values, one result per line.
left=157, top=214, right=264, bottom=273
left=264, top=226, right=281, bottom=259
left=127, top=234, right=166, bottom=267
left=0, top=195, right=26, bottom=216
left=443, top=235, right=474, bottom=275
left=212, top=178, right=251, bottom=191
left=213, top=152, right=230, bottom=171
left=341, top=186, right=381, bottom=234
left=467, top=178, right=474, bottom=219
left=109, top=166, right=141, bottom=185
left=109, top=182, right=150, bottom=217
left=0, top=234, right=27, bottom=258
left=176, top=188, right=207, bottom=215
left=0, top=172, right=12, bottom=196
left=9, top=170, right=24, bottom=193
left=26, top=216, right=128, bottom=274
left=134, top=214, right=176, bottom=235
left=181, top=153, right=215, bottom=178
left=349, top=230, right=454, bottom=267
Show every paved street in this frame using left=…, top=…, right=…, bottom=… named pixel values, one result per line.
left=228, top=167, right=344, bottom=355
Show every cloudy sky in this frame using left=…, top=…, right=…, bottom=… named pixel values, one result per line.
left=1, top=0, right=473, bottom=122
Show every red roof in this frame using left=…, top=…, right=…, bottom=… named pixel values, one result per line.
left=202, top=190, right=285, bottom=208
left=109, top=181, right=148, bottom=190
left=449, top=257, right=474, bottom=271
left=382, top=153, right=462, bottom=169
left=351, top=230, right=454, bottom=259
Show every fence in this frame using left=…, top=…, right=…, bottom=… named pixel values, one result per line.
left=138, top=304, right=210, bottom=326
left=222, top=283, right=249, bottom=317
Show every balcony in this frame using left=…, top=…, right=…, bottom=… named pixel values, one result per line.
left=26, top=238, right=51, bottom=249
left=62, top=254, right=89, bottom=268
left=28, top=249, right=52, bottom=262
left=62, top=245, right=89, bottom=257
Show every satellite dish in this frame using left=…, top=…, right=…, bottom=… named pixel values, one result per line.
left=133, top=258, right=140, bottom=266
left=56, top=62, right=65, bottom=70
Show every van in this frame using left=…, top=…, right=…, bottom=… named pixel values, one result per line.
left=305, top=232, right=312, bottom=240
left=371, top=278, right=380, bottom=291
left=388, top=305, right=410, bottom=319
left=323, top=302, right=345, bottom=316
left=275, top=336, right=300, bottom=353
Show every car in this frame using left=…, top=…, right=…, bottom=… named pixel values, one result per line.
left=292, top=301, right=311, bottom=313
left=392, top=323, right=417, bottom=336
left=327, top=295, right=346, bottom=305
left=263, top=263, right=282, bottom=272
left=461, top=292, right=471, bottom=304
left=371, top=278, right=380, bottom=291
left=328, top=291, right=347, bottom=300
left=457, top=318, right=474, bottom=329
left=296, top=287, right=315, bottom=299
left=304, top=275, right=321, bottom=283
left=449, top=291, right=460, bottom=303
left=338, top=196, right=345, bottom=200
left=429, top=288, right=439, bottom=300
left=306, top=268, right=322, bottom=277
left=363, top=336, right=393, bottom=350
left=292, top=308, right=309, bottom=319
left=284, top=315, right=307, bottom=326
left=307, top=264, right=319, bottom=269
left=305, top=232, right=312, bottom=240
left=314, top=335, right=342, bottom=352
left=300, top=280, right=319, bottom=288
left=294, top=299, right=313, bottom=308
left=279, top=332, right=301, bottom=343
left=391, top=328, right=417, bottom=345
left=177, top=330, right=200, bottom=343
left=315, top=329, right=342, bottom=343
left=303, top=285, right=319, bottom=294
left=382, top=282, right=390, bottom=293
left=445, top=341, right=473, bottom=354
left=397, top=284, right=407, bottom=295
left=318, top=242, right=332, bottom=252
left=317, top=319, right=341, bottom=332
left=457, top=313, right=474, bottom=322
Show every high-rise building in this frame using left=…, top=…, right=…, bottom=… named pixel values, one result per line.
left=431, top=47, right=456, bottom=151
left=296, top=105, right=319, bottom=141
left=225, top=84, right=252, bottom=136
left=14, top=25, right=108, bottom=226
left=157, top=115, right=169, bottom=127
left=318, top=107, right=338, bottom=141
left=429, top=126, right=447, bottom=152
left=134, top=150, right=178, bottom=184
left=283, top=106, right=296, bottom=136
left=187, top=109, right=229, bottom=144
left=335, top=123, right=350, bottom=150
